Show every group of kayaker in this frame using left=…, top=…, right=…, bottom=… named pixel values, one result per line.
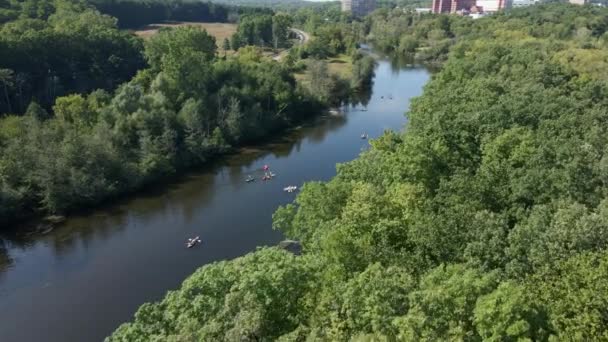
left=244, top=164, right=299, bottom=194
left=245, top=164, right=276, bottom=182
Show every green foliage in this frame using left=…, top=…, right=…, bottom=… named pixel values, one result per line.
left=232, top=13, right=274, bottom=48
left=0, top=0, right=144, bottom=115
left=474, top=282, right=550, bottom=341
left=145, top=26, right=217, bottom=73
left=394, top=265, right=499, bottom=341
left=230, top=12, right=293, bottom=50
left=107, top=248, right=320, bottom=341
left=309, top=263, right=415, bottom=340
left=528, top=251, right=608, bottom=340
left=88, top=0, right=272, bottom=29
left=351, top=53, right=376, bottom=90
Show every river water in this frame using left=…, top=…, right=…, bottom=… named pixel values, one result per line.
left=0, top=59, right=429, bottom=342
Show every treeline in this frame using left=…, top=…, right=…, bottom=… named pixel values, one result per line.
left=230, top=12, right=291, bottom=49
left=369, top=3, right=608, bottom=64
left=109, top=4, right=608, bottom=341
left=0, top=25, right=323, bottom=227
left=0, top=0, right=144, bottom=114
left=88, top=0, right=273, bottom=29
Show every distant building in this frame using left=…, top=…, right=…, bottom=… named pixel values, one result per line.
left=569, top=0, right=588, bottom=4
left=431, top=0, right=509, bottom=13
left=341, top=0, right=376, bottom=17
left=431, top=0, right=454, bottom=13
left=452, top=0, right=476, bottom=12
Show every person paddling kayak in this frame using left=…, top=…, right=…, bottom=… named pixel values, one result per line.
left=186, top=236, right=201, bottom=248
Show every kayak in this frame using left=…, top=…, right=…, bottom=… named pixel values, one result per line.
left=186, top=236, right=201, bottom=248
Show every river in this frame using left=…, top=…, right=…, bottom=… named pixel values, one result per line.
left=0, top=58, right=429, bottom=342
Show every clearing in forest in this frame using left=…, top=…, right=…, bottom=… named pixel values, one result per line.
left=134, top=22, right=238, bottom=47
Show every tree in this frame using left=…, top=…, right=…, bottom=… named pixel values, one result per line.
left=107, top=248, right=321, bottom=341
left=222, top=37, right=231, bottom=56
left=223, top=97, right=243, bottom=142
left=474, top=282, right=550, bottom=341
left=145, top=26, right=217, bottom=73
left=272, top=13, right=292, bottom=49
left=25, top=101, right=49, bottom=121
left=53, top=94, right=94, bottom=127
left=0, top=69, right=14, bottom=113
left=394, top=265, right=499, bottom=341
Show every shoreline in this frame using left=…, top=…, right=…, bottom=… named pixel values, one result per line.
left=1, top=108, right=328, bottom=235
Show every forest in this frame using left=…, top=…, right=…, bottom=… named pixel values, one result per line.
left=0, top=0, right=144, bottom=114
left=108, top=4, right=608, bottom=341
left=0, top=0, right=375, bottom=227
left=89, top=0, right=274, bottom=28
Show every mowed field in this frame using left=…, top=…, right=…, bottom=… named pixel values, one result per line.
left=294, top=54, right=353, bottom=85
left=134, top=22, right=237, bottom=47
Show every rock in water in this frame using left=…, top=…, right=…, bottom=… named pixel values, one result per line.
left=277, top=240, right=302, bottom=255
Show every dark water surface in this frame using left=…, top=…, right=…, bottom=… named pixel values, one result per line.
left=0, top=59, right=429, bottom=342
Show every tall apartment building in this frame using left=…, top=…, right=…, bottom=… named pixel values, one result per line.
left=341, top=0, right=377, bottom=17
left=431, top=0, right=452, bottom=13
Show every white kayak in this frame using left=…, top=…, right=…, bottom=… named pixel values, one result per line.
left=186, top=236, right=202, bottom=248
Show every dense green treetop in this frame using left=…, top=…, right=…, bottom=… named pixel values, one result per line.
left=0, top=0, right=144, bottom=114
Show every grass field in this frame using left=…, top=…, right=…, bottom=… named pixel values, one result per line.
left=327, top=54, right=353, bottom=78
left=134, top=22, right=238, bottom=48
left=294, top=54, right=353, bottom=85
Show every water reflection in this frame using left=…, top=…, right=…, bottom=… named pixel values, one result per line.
left=0, top=240, right=12, bottom=283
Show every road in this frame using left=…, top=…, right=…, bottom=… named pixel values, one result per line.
left=272, top=28, right=310, bottom=61
left=290, top=28, right=310, bottom=44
